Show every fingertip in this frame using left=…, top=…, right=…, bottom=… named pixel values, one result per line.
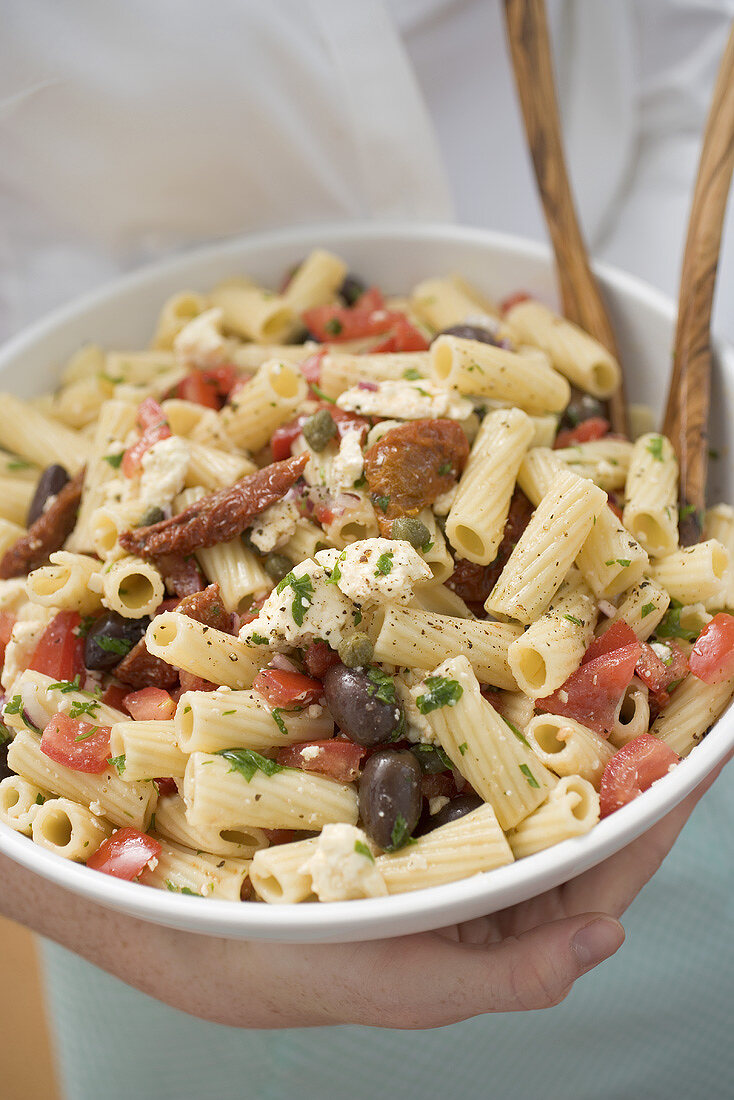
left=571, top=915, right=625, bottom=970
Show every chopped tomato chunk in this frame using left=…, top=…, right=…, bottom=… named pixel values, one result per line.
left=500, top=291, right=532, bottom=314
left=537, top=637, right=642, bottom=736
left=636, top=641, right=689, bottom=699
left=41, top=713, right=112, bottom=774
left=554, top=417, right=610, bottom=449
left=271, top=417, right=306, bottom=461
left=123, top=687, right=177, bottom=722
left=101, top=682, right=130, bottom=711
left=122, top=398, right=171, bottom=477
left=87, top=828, right=162, bottom=880
left=599, top=734, right=680, bottom=817
left=28, top=611, right=85, bottom=682
left=254, top=669, right=323, bottom=708
left=303, top=641, right=341, bottom=679
left=276, top=739, right=364, bottom=782
left=584, top=620, right=639, bottom=664
left=303, top=288, right=427, bottom=351
left=299, top=350, right=326, bottom=386
left=369, top=316, right=430, bottom=353
left=689, top=613, right=734, bottom=684
left=175, top=371, right=220, bottom=409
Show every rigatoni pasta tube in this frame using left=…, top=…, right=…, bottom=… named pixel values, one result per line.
left=196, top=539, right=272, bottom=613
left=652, top=674, right=734, bottom=757
left=26, top=552, right=102, bottom=615
left=430, top=335, right=570, bottom=414
left=446, top=407, right=534, bottom=564
left=0, top=393, right=89, bottom=470
left=154, top=794, right=269, bottom=860
left=94, top=556, right=165, bottom=619
left=3, top=670, right=127, bottom=736
left=705, top=504, right=734, bottom=607
left=610, top=684, right=650, bottom=748
left=219, top=359, right=307, bottom=451
left=600, top=577, right=670, bottom=641
left=525, top=714, right=614, bottom=788
left=138, top=837, right=251, bottom=901
left=517, top=447, right=565, bottom=506
left=250, top=838, right=319, bottom=904
left=0, top=477, right=34, bottom=526
left=411, top=583, right=474, bottom=619
left=369, top=605, right=522, bottom=690
left=507, top=776, right=600, bottom=859
left=145, top=612, right=264, bottom=689
left=69, top=398, right=138, bottom=552
left=210, top=278, right=296, bottom=343
left=554, top=439, right=633, bottom=492
left=0, top=775, right=47, bottom=835
left=623, top=433, right=678, bottom=557
left=575, top=506, right=648, bottom=599
left=318, top=352, right=430, bottom=399
left=31, top=798, right=112, bottom=861
left=183, top=752, right=358, bottom=831
left=505, top=299, right=621, bottom=399
left=486, top=469, right=607, bottom=624
left=415, top=508, right=454, bottom=585
left=410, top=275, right=498, bottom=332
left=0, top=518, right=27, bottom=560
left=282, top=249, right=347, bottom=314
left=507, top=570, right=597, bottom=697
left=89, top=501, right=144, bottom=561
left=185, top=442, right=256, bottom=491
left=175, top=688, right=333, bottom=753
left=152, top=291, right=208, bottom=349
left=376, top=804, right=513, bottom=894
left=6, top=731, right=155, bottom=829
left=108, top=720, right=188, bottom=782
left=650, top=540, right=729, bottom=606
left=412, top=656, right=554, bottom=829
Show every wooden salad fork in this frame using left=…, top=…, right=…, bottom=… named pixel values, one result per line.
left=503, top=0, right=628, bottom=436
left=662, top=24, right=734, bottom=545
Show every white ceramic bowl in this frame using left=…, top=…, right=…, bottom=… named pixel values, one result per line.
left=1, top=222, right=732, bottom=943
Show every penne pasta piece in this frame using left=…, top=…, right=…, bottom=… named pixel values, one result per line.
left=430, top=335, right=570, bottom=414
left=210, top=278, right=296, bottom=343
left=250, top=838, right=320, bottom=904
left=281, top=249, right=348, bottom=314
left=175, top=688, right=333, bottom=753
left=507, top=776, right=600, bottom=859
left=154, top=793, right=269, bottom=860
left=623, top=433, right=679, bottom=557
left=652, top=673, right=734, bottom=757
left=219, top=359, right=307, bottom=451
left=31, top=797, right=112, bottom=861
left=650, top=540, right=729, bottom=606
left=525, top=714, right=614, bottom=788
left=146, top=612, right=265, bottom=689
left=108, top=720, right=188, bottom=782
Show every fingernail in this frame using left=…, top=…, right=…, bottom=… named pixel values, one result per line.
left=572, top=918, right=625, bottom=968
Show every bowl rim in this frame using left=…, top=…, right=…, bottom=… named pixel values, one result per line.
left=1, top=218, right=732, bottom=942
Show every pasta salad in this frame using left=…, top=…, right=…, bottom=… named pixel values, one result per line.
left=0, top=248, right=733, bottom=904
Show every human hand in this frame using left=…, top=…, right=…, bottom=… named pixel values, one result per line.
left=1, top=758, right=727, bottom=1030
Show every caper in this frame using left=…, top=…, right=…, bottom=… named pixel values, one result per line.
left=302, top=408, right=337, bottom=452
left=391, top=515, right=430, bottom=550
left=337, top=632, right=374, bottom=669
left=138, top=505, right=165, bottom=527
left=264, top=552, right=293, bottom=582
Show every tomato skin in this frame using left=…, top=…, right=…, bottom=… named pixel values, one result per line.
left=154, top=777, right=178, bottom=797
left=299, top=350, right=326, bottom=386
left=28, top=611, right=85, bottom=682
left=554, top=417, right=610, bottom=449
left=303, top=642, right=341, bottom=679
left=123, top=687, right=177, bottom=722
left=636, top=642, right=689, bottom=703
left=86, top=828, right=162, bottom=880
left=584, top=620, right=639, bottom=664
left=599, top=734, right=680, bottom=817
left=254, top=669, right=323, bottom=708
left=500, top=291, right=532, bottom=314
left=271, top=417, right=306, bottom=461
left=122, top=398, right=171, bottom=477
left=537, top=641, right=642, bottom=736
left=276, top=739, right=365, bottom=782
left=41, top=713, right=112, bottom=774
left=369, top=317, right=430, bottom=353
left=689, top=613, right=734, bottom=684
left=176, top=371, right=220, bottom=409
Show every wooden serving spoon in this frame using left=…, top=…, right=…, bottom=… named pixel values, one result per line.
left=503, top=0, right=628, bottom=436
left=662, top=24, right=734, bottom=545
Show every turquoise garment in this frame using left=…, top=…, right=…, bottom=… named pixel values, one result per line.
left=43, top=780, right=734, bottom=1100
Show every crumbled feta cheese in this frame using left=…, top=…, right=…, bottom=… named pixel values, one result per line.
left=0, top=579, right=30, bottom=613
left=329, top=428, right=365, bottom=492
left=174, top=307, right=232, bottom=369
left=249, top=499, right=300, bottom=553
left=429, top=796, right=450, bottom=816
left=89, top=801, right=104, bottom=817
left=650, top=641, right=672, bottom=664
left=300, top=745, right=321, bottom=762
left=300, top=823, right=386, bottom=901
left=336, top=380, right=473, bottom=421
left=315, top=537, right=430, bottom=609
left=239, top=558, right=357, bottom=649
left=139, top=436, right=190, bottom=510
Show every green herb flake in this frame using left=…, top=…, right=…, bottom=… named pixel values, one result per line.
left=222, top=709, right=236, bottom=716
left=387, top=812, right=414, bottom=852
left=271, top=708, right=288, bottom=737
left=183, top=705, right=192, bottom=714
left=563, top=614, right=583, bottom=626
left=353, top=473, right=368, bottom=489
left=403, top=368, right=423, bottom=381
left=504, top=717, right=532, bottom=749
left=324, top=550, right=346, bottom=586
left=35, top=793, right=46, bottom=806
left=96, top=635, right=134, bottom=657
left=519, top=763, right=540, bottom=789
left=0, top=722, right=10, bottom=745
left=374, top=551, right=394, bottom=577
left=366, top=667, right=397, bottom=706
left=411, top=743, right=453, bottom=772
left=74, top=725, right=101, bottom=742
left=103, top=452, right=124, bottom=468
left=309, top=384, right=337, bottom=405
left=7, top=458, right=31, bottom=471
left=354, top=839, right=375, bottom=863
left=77, top=616, right=96, bottom=639
left=605, top=559, right=631, bottom=568
left=640, top=603, right=656, bottom=619
left=250, top=632, right=270, bottom=646
left=437, top=462, right=452, bottom=476
left=216, top=748, right=283, bottom=783
left=4, top=696, right=40, bottom=732
left=69, top=698, right=101, bottom=721
left=416, top=676, right=463, bottom=715
left=166, top=881, right=200, bottom=896
left=646, top=435, right=665, bottom=461
left=324, top=317, right=343, bottom=336
left=108, top=754, right=126, bottom=776
left=276, top=571, right=314, bottom=627
left=373, top=495, right=390, bottom=514
left=458, top=741, right=468, bottom=756
left=655, top=600, right=699, bottom=643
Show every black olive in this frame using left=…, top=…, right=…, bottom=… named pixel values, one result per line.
left=339, top=273, right=368, bottom=307
left=559, top=390, right=606, bottom=432
left=428, top=793, right=484, bottom=831
left=323, top=665, right=402, bottom=747
left=27, top=464, right=70, bottom=526
left=84, top=611, right=150, bottom=671
left=434, top=324, right=500, bottom=346
left=359, top=749, right=422, bottom=850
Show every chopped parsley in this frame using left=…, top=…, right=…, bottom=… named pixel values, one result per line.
left=458, top=741, right=468, bottom=755
left=271, top=708, right=288, bottom=737
left=373, top=495, right=390, bottom=513
left=103, top=452, right=124, bottom=468
left=403, top=368, right=423, bottom=381
left=0, top=722, right=10, bottom=745
left=374, top=551, right=394, bottom=577
left=35, top=793, right=46, bottom=806
left=325, top=550, right=346, bottom=586
left=504, top=716, right=532, bottom=749
left=7, top=458, right=32, bottom=471
left=77, top=616, right=96, bottom=639
left=96, top=635, right=134, bottom=657
left=47, top=675, right=100, bottom=698
left=276, top=571, right=314, bottom=627
left=183, top=705, right=191, bottom=714
left=216, top=747, right=283, bottom=783
left=646, top=435, right=665, bottom=461
left=655, top=600, right=699, bottom=643
left=411, top=743, right=453, bottom=773
left=74, top=726, right=100, bottom=742
left=640, top=603, right=656, bottom=619
left=366, top=667, right=397, bottom=706
left=166, top=881, right=200, bottom=896
left=563, top=614, right=583, bottom=626
left=415, top=676, right=463, bottom=714
left=4, top=696, right=39, bottom=732
left=437, top=461, right=452, bottom=476
left=387, top=812, right=414, bottom=852
left=519, top=763, right=540, bottom=789
left=68, top=698, right=101, bottom=721
left=222, top=709, right=236, bottom=716
left=354, top=839, right=375, bottom=862
left=324, top=317, right=343, bottom=336
left=108, top=754, right=126, bottom=776
left=605, top=558, right=631, bottom=568
left=250, top=632, right=270, bottom=646
left=353, top=473, right=368, bottom=489
left=309, top=384, right=336, bottom=404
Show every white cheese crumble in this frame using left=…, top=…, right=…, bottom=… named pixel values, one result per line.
left=336, top=380, right=473, bottom=421
left=139, top=436, right=191, bottom=510
left=0, top=579, right=30, bottom=613
left=429, top=796, right=450, bottom=816
left=239, top=558, right=357, bottom=649
left=329, top=428, right=364, bottom=492
left=249, top=499, right=301, bottom=553
left=299, top=823, right=386, bottom=901
left=173, top=307, right=232, bottom=369
left=315, top=537, right=430, bottom=609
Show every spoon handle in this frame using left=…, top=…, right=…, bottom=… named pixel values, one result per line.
left=663, top=25, right=734, bottom=544
left=504, top=0, right=627, bottom=435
